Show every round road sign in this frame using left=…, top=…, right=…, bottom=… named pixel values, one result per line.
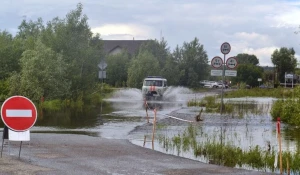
left=1, top=96, right=37, bottom=132
left=226, top=57, right=238, bottom=69
left=220, top=42, right=231, bottom=55
left=211, top=56, right=223, bottom=68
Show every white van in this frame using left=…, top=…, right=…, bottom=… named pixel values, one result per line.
left=142, top=76, right=167, bottom=100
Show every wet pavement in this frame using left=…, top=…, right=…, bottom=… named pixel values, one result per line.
left=0, top=87, right=293, bottom=174
left=1, top=133, right=276, bottom=175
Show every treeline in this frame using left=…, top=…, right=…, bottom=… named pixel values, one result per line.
left=0, top=3, right=298, bottom=103
left=0, top=4, right=102, bottom=102
left=107, top=38, right=210, bottom=88
left=0, top=3, right=210, bottom=102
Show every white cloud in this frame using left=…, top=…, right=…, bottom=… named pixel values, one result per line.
left=242, top=47, right=279, bottom=66
left=1, top=0, right=300, bottom=65
left=91, top=24, right=155, bottom=40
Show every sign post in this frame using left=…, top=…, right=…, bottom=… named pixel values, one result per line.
left=211, top=56, right=223, bottom=69
left=1, top=96, right=37, bottom=158
left=1, top=96, right=37, bottom=132
left=98, top=59, right=107, bottom=115
left=220, top=42, right=231, bottom=114
left=210, top=42, right=237, bottom=114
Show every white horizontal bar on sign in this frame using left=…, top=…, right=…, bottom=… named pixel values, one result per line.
left=6, top=109, right=32, bottom=117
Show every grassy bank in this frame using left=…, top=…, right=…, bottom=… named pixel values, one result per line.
left=158, top=125, right=300, bottom=174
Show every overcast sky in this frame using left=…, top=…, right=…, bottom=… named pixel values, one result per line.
left=1, top=0, right=300, bottom=66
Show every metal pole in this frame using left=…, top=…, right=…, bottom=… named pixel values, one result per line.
left=285, top=72, right=286, bottom=88
left=100, top=74, right=103, bottom=115
left=1, top=138, right=4, bottom=158
left=220, top=54, right=225, bottom=114
left=19, top=141, right=22, bottom=158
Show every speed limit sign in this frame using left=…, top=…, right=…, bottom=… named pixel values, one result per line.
left=226, top=57, right=238, bottom=69
left=211, top=56, right=223, bottom=68
left=221, top=42, right=231, bottom=55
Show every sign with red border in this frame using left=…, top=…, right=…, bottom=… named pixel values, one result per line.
left=226, top=57, right=238, bottom=69
left=1, top=96, right=37, bottom=132
left=211, top=56, right=223, bottom=68
left=220, top=42, right=231, bottom=55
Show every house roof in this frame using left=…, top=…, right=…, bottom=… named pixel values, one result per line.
left=102, top=40, right=148, bottom=55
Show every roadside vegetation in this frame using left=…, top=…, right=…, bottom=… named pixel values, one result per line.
left=0, top=2, right=298, bottom=119
left=224, top=87, right=294, bottom=98
left=188, top=85, right=300, bottom=126
left=158, top=125, right=300, bottom=174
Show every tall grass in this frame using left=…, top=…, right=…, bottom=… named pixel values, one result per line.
left=158, top=125, right=300, bottom=174
left=224, top=87, right=294, bottom=98
left=271, top=86, right=300, bottom=126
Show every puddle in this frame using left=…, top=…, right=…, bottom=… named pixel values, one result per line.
left=1, top=87, right=299, bottom=174
left=128, top=96, right=300, bottom=174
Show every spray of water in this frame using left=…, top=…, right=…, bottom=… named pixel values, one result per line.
left=163, top=86, right=193, bottom=102
left=106, top=86, right=193, bottom=111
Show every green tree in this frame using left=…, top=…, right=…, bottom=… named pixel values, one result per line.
left=271, top=47, right=297, bottom=83
left=16, top=18, right=44, bottom=50
left=39, top=3, right=101, bottom=99
left=177, top=38, right=209, bottom=87
left=161, top=56, right=180, bottom=86
left=106, top=50, right=130, bottom=87
left=9, top=40, right=70, bottom=101
left=236, top=53, right=259, bottom=65
left=127, top=50, right=160, bottom=88
left=0, top=31, right=23, bottom=79
left=139, top=38, right=169, bottom=68
left=233, top=64, right=263, bottom=87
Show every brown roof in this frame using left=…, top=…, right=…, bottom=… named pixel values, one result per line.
left=102, top=40, right=148, bottom=55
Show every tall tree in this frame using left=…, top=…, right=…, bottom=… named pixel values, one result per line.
left=106, top=50, right=130, bottom=87
left=9, top=40, right=70, bottom=101
left=139, top=38, right=169, bottom=68
left=177, top=38, right=209, bottom=87
left=0, top=31, right=23, bottom=79
left=16, top=18, right=44, bottom=50
left=127, top=50, right=160, bottom=88
left=161, top=56, right=180, bottom=86
left=236, top=53, right=259, bottom=65
left=233, top=64, right=263, bottom=87
left=271, top=47, right=297, bottom=83
left=39, top=3, right=101, bottom=98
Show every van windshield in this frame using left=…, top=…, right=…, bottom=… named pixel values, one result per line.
left=144, top=80, right=163, bottom=87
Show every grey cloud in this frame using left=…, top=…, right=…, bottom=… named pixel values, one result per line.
left=0, top=0, right=299, bottom=67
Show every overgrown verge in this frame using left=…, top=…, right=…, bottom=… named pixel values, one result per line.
left=38, top=83, right=114, bottom=111
left=224, top=87, right=294, bottom=98
left=158, top=125, right=300, bottom=174
left=270, top=86, right=300, bottom=126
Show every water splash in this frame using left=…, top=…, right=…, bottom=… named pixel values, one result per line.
left=106, top=87, right=194, bottom=111
left=164, top=86, right=193, bottom=100
left=108, top=88, right=143, bottom=102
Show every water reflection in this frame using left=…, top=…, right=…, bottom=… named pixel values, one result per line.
left=35, top=102, right=113, bottom=129
left=129, top=99, right=300, bottom=174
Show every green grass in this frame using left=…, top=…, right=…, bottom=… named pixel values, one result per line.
left=224, top=87, right=294, bottom=98
left=158, top=125, right=300, bottom=173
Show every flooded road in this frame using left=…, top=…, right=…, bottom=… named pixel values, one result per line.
left=1, top=87, right=299, bottom=174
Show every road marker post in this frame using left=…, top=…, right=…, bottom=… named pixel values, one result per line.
left=152, top=108, right=157, bottom=149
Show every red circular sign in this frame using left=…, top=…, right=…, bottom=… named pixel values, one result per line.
left=211, top=56, right=223, bottom=68
left=226, top=57, right=238, bottom=69
left=220, top=42, right=231, bottom=55
left=1, top=96, right=37, bottom=131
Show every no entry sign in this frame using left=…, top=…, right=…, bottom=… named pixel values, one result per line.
left=1, top=96, right=37, bottom=132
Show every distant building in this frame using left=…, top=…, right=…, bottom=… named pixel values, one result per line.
left=261, top=66, right=274, bottom=72
left=102, top=40, right=148, bottom=56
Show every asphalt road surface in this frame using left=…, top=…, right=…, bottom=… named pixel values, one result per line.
left=0, top=133, right=277, bottom=175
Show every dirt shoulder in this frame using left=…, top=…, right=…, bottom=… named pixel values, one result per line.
left=0, top=133, right=276, bottom=175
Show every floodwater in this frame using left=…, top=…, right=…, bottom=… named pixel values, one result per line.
left=1, top=87, right=300, bottom=173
